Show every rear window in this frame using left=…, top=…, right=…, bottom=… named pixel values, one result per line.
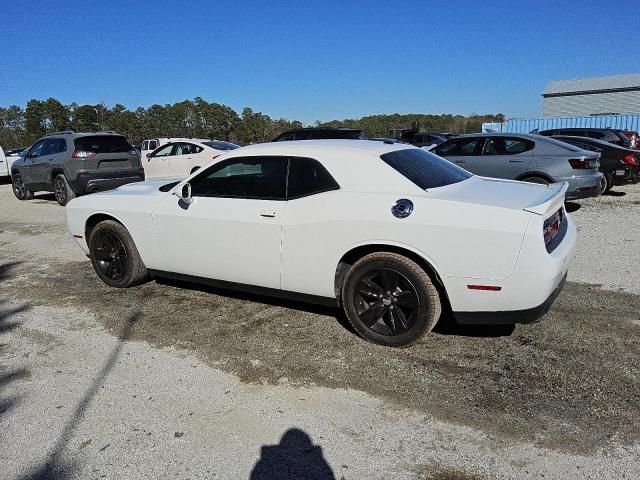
left=75, top=135, right=132, bottom=153
left=380, top=148, right=472, bottom=189
left=203, top=141, right=239, bottom=151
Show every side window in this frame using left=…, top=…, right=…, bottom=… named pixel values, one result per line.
left=42, top=139, right=63, bottom=156
left=483, top=137, right=533, bottom=155
left=142, top=141, right=149, bottom=150
left=190, top=156, right=288, bottom=200
left=56, top=138, right=67, bottom=153
left=174, top=143, right=190, bottom=155
left=28, top=140, right=46, bottom=157
left=587, top=131, right=606, bottom=139
left=276, top=133, right=295, bottom=141
left=149, top=140, right=158, bottom=150
left=436, top=138, right=481, bottom=156
left=287, top=157, right=339, bottom=199
left=153, top=144, right=175, bottom=157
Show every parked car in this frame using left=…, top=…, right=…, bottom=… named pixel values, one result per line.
left=66, top=140, right=575, bottom=347
left=400, top=130, right=452, bottom=149
left=0, top=147, right=25, bottom=179
left=432, top=133, right=603, bottom=200
left=536, top=128, right=632, bottom=148
left=619, top=130, right=638, bottom=148
left=272, top=128, right=366, bottom=141
left=11, top=131, right=144, bottom=206
left=140, top=138, right=171, bottom=159
left=144, top=139, right=239, bottom=179
left=552, top=135, right=640, bottom=193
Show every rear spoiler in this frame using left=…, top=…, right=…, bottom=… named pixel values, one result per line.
left=523, top=182, right=568, bottom=216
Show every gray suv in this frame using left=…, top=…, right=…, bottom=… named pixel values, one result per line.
left=432, top=133, right=603, bottom=200
left=11, top=131, right=144, bottom=206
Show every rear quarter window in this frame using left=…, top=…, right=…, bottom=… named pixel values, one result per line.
left=381, top=148, right=472, bottom=189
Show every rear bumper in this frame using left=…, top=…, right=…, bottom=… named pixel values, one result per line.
left=70, top=169, right=145, bottom=193
left=454, top=273, right=566, bottom=325
left=560, top=172, right=603, bottom=200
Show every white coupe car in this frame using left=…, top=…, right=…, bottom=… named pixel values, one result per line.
left=143, top=139, right=239, bottom=179
left=66, top=140, right=575, bottom=347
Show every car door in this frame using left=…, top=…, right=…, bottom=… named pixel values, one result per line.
left=166, top=142, right=201, bottom=177
left=433, top=137, right=484, bottom=172
left=474, top=136, right=534, bottom=179
left=34, top=138, right=67, bottom=183
left=21, top=140, right=46, bottom=184
left=152, top=155, right=288, bottom=289
left=144, top=143, right=174, bottom=179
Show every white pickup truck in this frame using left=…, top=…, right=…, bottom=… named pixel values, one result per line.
left=0, top=146, right=25, bottom=179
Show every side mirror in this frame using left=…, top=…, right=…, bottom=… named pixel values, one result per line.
left=146, top=153, right=152, bottom=160
left=174, top=182, right=193, bottom=204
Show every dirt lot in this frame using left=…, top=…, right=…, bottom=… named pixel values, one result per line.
left=1, top=181, right=639, bottom=479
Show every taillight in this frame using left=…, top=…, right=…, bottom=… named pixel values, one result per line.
left=543, top=208, right=564, bottom=250
left=568, top=158, right=591, bottom=169
left=129, top=149, right=138, bottom=155
left=71, top=150, right=97, bottom=158
left=621, top=154, right=639, bottom=166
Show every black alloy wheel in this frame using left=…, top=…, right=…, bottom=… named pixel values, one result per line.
left=341, top=252, right=441, bottom=347
left=54, top=176, right=67, bottom=205
left=12, top=174, right=29, bottom=200
left=93, top=230, right=128, bottom=281
left=354, top=268, right=420, bottom=336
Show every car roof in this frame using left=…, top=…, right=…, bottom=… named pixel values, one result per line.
left=454, top=133, right=541, bottom=140
left=230, top=139, right=413, bottom=156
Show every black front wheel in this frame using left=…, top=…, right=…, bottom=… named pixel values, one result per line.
left=341, top=252, right=441, bottom=347
left=89, top=220, right=148, bottom=287
left=12, top=174, right=33, bottom=200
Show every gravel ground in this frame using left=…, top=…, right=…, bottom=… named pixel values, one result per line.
left=0, top=181, right=639, bottom=479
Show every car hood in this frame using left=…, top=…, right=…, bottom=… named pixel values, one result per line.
left=428, top=176, right=566, bottom=215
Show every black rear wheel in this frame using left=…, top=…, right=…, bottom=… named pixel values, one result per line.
left=522, top=176, right=550, bottom=185
left=89, top=220, right=148, bottom=288
left=12, top=174, right=33, bottom=200
left=53, top=174, right=76, bottom=206
left=341, top=252, right=441, bottom=347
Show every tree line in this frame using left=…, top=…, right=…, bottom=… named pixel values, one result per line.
left=0, top=97, right=504, bottom=149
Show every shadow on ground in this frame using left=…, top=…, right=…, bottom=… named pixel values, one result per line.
left=0, top=261, right=29, bottom=417
left=17, top=311, right=142, bottom=480
left=250, top=428, right=335, bottom=480
left=605, top=190, right=627, bottom=197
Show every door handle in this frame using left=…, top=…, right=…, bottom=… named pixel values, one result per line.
left=508, top=160, right=524, bottom=163
left=259, top=210, right=276, bottom=218
left=455, top=160, right=468, bottom=164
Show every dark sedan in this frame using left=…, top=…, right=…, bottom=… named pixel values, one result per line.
left=552, top=136, right=640, bottom=193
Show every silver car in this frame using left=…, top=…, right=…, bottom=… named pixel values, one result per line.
left=433, top=133, right=603, bottom=200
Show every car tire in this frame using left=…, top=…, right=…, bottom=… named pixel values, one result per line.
left=12, top=174, right=34, bottom=200
left=88, top=220, right=149, bottom=288
left=602, top=174, right=614, bottom=194
left=53, top=174, right=76, bottom=206
left=522, top=176, right=550, bottom=185
left=341, top=252, right=441, bottom=347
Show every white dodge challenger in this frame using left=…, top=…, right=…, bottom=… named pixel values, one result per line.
left=66, top=140, right=575, bottom=347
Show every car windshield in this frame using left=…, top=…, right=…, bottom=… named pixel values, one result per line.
left=74, top=135, right=132, bottom=153
left=380, top=148, right=472, bottom=189
left=203, top=141, right=239, bottom=151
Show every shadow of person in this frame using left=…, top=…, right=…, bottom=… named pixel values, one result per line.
left=250, top=428, right=336, bottom=480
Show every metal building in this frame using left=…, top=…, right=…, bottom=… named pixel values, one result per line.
left=543, top=73, right=640, bottom=117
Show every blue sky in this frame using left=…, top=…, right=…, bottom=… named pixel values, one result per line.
left=1, top=0, right=638, bottom=124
